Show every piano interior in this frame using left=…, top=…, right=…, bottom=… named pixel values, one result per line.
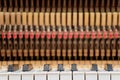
left=0, top=0, right=120, bottom=80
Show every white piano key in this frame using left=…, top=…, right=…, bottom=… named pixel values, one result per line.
left=73, top=71, right=84, bottom=80
left=9, top=71, right=21, bottom=80
left=86, top=71, right=97, bottom=80
left=111, top=71, right=120, bottom=80
left=98, top=71, right=110, bottom=80
left=22, top=70, right=34, bottom=80
left=0, top=71, right=8, bottom=80
left=60, top=71, right=72, bottom=80
left=48, top=71, right=59, bottom=80
left=35, top=71, right=47, bottom=80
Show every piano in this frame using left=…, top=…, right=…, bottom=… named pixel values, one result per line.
left=0, top=0, right=120, bottom=80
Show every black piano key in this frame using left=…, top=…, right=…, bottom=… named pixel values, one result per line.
left=71, top=64, right=77, bottom=71
left=105, top=64, right=113, bottom=71
left=57, top=64, right=64, bottom=71
left=91, top=64, right=98, bottom=71
left=22, top=64, right=33, bottom=72
left=44, top=64, right=51, bottom=71
left=8, top=64, right=19, bottom=72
